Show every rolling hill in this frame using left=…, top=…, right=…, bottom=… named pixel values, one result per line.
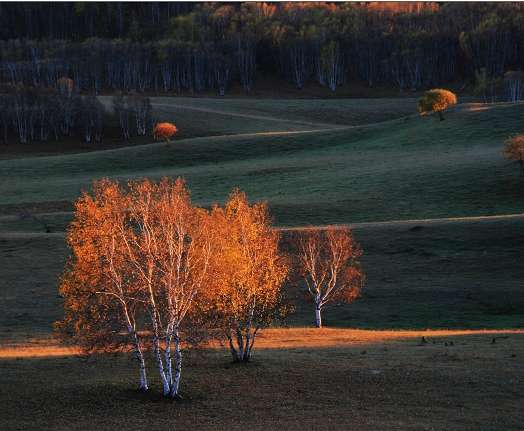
left=1, top=99, right=523, bottom=228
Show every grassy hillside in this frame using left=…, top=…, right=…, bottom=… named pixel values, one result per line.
left=2, top=217, right=524, bottom=344
left=2, top=97, right=524, bottom=430
left=150, top=96, right=419, bottom=128
left=1, top=97, right=524, bottom=339
left=1, top=101, right=523, bottom=227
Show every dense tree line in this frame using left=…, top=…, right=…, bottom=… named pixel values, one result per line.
left=1, top=2, right=524, bottom=96
left=0, top=85, right=153, bottom=144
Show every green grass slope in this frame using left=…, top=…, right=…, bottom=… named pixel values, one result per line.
left=1, top=102, right=523, bottom=227
left=151, top=96, right=418, bottom=128
left=1, top=99, right=524, bottom=337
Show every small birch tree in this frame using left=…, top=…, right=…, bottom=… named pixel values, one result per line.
left=296, top=227, right=364, bottom=328
left=153, top=122, right=178, bottom=142
left=210, top=190, right=289, bottom=362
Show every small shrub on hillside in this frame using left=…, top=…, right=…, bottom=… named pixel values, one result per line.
left=153, top=122, right=178, bottom=142
left=418, top=88, right=457, bottom=121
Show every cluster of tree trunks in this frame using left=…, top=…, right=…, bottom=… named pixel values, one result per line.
left=0, top=85, right=153, bottom=145
left=58, top=180, right=290, bottom=397
left=1, top=3, right=524, bottom=96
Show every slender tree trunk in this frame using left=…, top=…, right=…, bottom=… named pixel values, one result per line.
left=236, top=328, right=244, bottom=361
left=124, top=309, right=148, bottom=391
left=165, top=326, right=173, bottom=387
left=153, top=333, right=171, bottom=396
left=137, top=346, right=149, bottom=391
left=170, top=328, right=183, bottom=399
left=228, top=334, right=238, bottom=360
left=132, top=332, right=148, bottom=391
left=438, top=111, right=444, bottom=121
left=519, top=159, right=524, bottom=177
left=228, top=330, right=247, bottom=362
left=244, top=330, right=251, bottom=361
left=315, top=305, right=322, bottom=328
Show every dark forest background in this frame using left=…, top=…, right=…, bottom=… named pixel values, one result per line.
left=1, top=2, right=524, bottom=147
left=1, top=2, right=524, bottom=96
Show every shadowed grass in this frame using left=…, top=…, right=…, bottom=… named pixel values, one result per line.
left=1, top=330, right=523, bottom=430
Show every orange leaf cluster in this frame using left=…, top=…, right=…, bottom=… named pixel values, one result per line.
left=503, top=134, right=524, bottom=162
left=209, top=189, right=289, bottom=361
left=418, top=88, right=457, bottom=120
left=153, top=122, right=178, bottom=141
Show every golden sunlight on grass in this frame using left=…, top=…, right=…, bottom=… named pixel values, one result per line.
left=0, top=343, right=79, bottom=359
left=253, top=328, right=524, bottom=348
left=2, top=328, right=522, bottom=359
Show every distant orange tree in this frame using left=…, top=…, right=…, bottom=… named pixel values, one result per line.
left=418, top=88, right=457, bottom=121
left=503, top=134, right=524, bottom=176
left=153, top=122, right=178, bottom=142
left=210, top=190, right=289, bottom=362
left=296, top=227, right=364, bottom=328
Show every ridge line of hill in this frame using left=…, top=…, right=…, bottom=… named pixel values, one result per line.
left=2, top=212, right=524, bottom=237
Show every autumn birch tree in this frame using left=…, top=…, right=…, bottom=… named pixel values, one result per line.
left=146, top=178, right=213, bottom=398
left=153, top=122, right=178, bottom=142
left=58, top=177, right=214, bottom=398
left=211, top=190, right=289, bottom=362
left=123, top=178, right=213, bottom=398
left=57, top=179, right=150, bottom=391
left=296, top=227, right=364, bottom=328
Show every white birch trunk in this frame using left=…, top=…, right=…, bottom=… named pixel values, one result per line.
left=138, top=349, right=148, bottom=391
left=315, top=305, right=322, bottom=328
left=154, top=334, right=171, bottom=396
left=165, top=327, right=173, bottom=387
left=130, top=327, right=149, bottom=391
left=170, top=329, right=183, bottom=398
left=244, top=331, right=251, bottom=362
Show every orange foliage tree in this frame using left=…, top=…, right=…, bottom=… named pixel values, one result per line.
left=124, top=178, right=214, bottom=398
left=418, top=88, right=457, bottom=121
left=295, top=227, right=364, bottom=328
left=57, top=177, right=214, bottom=398
left=153, top=122, right=178, bottom=142
left=56, top=179, right=150, bottom=391
left=503, top=134, right=524, bottom=176
left=210, top=190, right=289, bottom=362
